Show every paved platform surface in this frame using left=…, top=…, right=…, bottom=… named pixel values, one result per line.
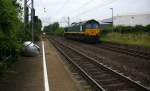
left=45, top=39, right=80, bottom=91
left=0, top=39, right=81, bottom=91
left=0, top=42, right=44, bottom=91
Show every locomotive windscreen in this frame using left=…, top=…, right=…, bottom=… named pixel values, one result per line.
left=86, top=23, right=99, bottom=29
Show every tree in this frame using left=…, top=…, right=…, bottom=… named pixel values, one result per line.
left=43, top=22, right=64, bottom=36
left=0, top=0, right=23, bottom=73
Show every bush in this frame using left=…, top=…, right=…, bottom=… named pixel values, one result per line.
left=145, top=25, right=150, bottom=32
left=43, top=22, right=64, bottom=36
left=101, top=32, right=150, bottom=47
left=0, top=0, right=23, bottom=74
left=134, top=25, right=146, bottom=32
left=102, top=24, right=150, bottom=33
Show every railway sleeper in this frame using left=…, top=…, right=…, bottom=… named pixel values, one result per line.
left=103, top=82, right=130, bottom=91
left=81, top=64, right=99, bottom=68
left=85, top=68, right=99, bottom=72
left=117, top=88, right=136, bottom=91
left=77, top=61, right=91, bottom=64
left=88, top=71, right=105, bottom=75
left=71, top=57, right=84, bottom=60
left=82, top=63, right=94, bottom=66
left=98, top=78, right=119, bottom=82
left=93, top=73, right=112, bottom=78
left=97, top=79, right=124, bottom=86
left=78, top=80, right=89, bottom=86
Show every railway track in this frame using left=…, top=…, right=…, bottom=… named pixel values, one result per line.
left=97, top=43, right=150, bottom=60
left=53, top=36, right=150, bottom=60
left=49, top=38, right=150, bottom=91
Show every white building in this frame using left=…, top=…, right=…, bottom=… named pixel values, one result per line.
left=113, top=14, right=150, bottom=26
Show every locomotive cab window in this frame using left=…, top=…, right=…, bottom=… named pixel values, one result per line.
left=86, top=23, right=99, bottom=29
left=86, top=24, right=91, bottom=29
left=92, top=23, right=99, bottom=28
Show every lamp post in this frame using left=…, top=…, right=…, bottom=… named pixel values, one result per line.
left=31, top=0, right=34, bottom=42
left=110, top=8, right=113, bottom=32
left=68, top=16, right=70, bottom=27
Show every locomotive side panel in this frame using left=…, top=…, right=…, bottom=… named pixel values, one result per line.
left=64, top=19, right=102, bottom=43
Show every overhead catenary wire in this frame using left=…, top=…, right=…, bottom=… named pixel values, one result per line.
left=74, top=0, right=117, bottom=17
left=59, top=0, right=109, bottom=24
left=53, top=0, right=71, bottom=17
left=44, top=0, right=118, bottom=26
left=72, top=0, right=118, bottom=19
left=63, top=0, right=95, bottom=16
left=53, top=0, right=95, bottom=25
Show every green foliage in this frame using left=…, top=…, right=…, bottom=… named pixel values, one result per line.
left=101, top=32, right=150, bottom=47
left=102, top=24, right=150, bottom=33
left=145, top=25, right=150, bottom=32
left=0, top=0, right=19, bottom=34
left=22, top=17, right=42, bottom=42
left=114, top=26, right=133, bottom=33
left=134, top=25, right=146, bottom=32
left=0, top=0, right=42, bottom=74
left=43, top=22, right=64, bottom=36
left=101, top=24, right=150, bottom=47
left=0, top=0, right=23, bottom=74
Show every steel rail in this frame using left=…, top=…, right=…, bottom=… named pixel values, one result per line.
left=49, top=38, right=150, bottom=91
left=49, top=38, right=105, bottom=91
left=97, top=44, right=150, bottom=60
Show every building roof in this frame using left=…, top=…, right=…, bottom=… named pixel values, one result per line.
left=101, top=18, right=112, bottom=23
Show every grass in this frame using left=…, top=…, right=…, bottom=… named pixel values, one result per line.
left=101, top=32, right=150, bottom=47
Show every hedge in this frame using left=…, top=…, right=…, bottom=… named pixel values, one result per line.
left=102, top=24, right=150, bottom=33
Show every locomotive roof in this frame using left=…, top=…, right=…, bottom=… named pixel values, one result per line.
left=86, top=19, right=100, bottom=24
left=70, top=19, right=99, bottom=27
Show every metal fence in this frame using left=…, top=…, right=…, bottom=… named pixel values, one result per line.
left=0, top=48, right=16, bottom=66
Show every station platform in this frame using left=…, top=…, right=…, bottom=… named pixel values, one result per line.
left=0, top=39, right=81, bottom=91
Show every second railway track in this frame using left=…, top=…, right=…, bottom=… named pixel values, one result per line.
left=48, top=38, right=150, bottom=91
left=96, top=43, right=150, bottom=60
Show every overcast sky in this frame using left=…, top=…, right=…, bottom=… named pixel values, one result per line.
left=32, top=0, right=150, bottom=26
